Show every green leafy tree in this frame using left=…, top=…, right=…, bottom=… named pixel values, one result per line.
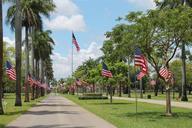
left=155, top=0, right=192, bottom=102
left=0, top=0, right=3, bottom=114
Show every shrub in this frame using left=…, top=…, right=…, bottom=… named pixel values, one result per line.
left=79, top=96, right=108, bottom=100
left=82, top=93, right=102, bottom=96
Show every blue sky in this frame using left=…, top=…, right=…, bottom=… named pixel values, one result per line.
left=3, top=0, right=155, bottom=80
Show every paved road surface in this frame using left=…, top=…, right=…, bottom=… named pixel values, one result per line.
left=7, top=95, right=116, bottom=128
left=113, top=96, right=192, bottom=109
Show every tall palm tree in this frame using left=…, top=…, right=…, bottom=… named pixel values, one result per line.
left=0, top=0, right=4, bottom=114
left=5, top=0, right=55, bottom=101
left=155, top=0, right=190, bottom=101
left=15, top=0, right=22, bottom=106
left=33, top=30, right=54, bottom=96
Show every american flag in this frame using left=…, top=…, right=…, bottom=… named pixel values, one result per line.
left=28, top=73, right=34, bottom=86
left=76, top=78, right=82, bottom=86
left=72, top=32, right=80, bottom=52
left=134, top=48, right=148, bottom=80
left=102, top=62, right=113, bottom=78
left=137, top=71, right=146, bottom=80
left=6, top=61, right=16, bottom=81
left=159, top=67, right=172, bottom=82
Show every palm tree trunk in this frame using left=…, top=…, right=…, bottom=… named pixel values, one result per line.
left=35, top=60, right=39, bottom=98
left=0, top=0, right=4, bottom=114
left=24, top=26, right=29, bottom=102
left=15, top=0, right=22, bottom=106
left=181, top=42, right=188, bottom=101
left=40, top=59, right=44, bottom=96
left=31, top=28, right=35, bottom=100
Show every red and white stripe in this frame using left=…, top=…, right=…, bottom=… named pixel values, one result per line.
left=72, top=32, right=80, bottom=52
left=102, top=69, right=113, bottom=78
left=6, top=68, right=16, bottom=81
left=159, top=67, right=172, bottom=82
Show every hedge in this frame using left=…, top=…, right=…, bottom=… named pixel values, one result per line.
left=82, top=93, right=102, bottom=96
left=79, top=96, right=108, bottom=100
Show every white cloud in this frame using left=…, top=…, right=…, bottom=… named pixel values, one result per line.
left=45, top=15, right=86, bottom=31
left=126, top=0, right=156, bottom=9
left=45, top=0, right=86, bottom=32
left=51, top=42, right=103, bottom=80
left=53, top=0, right=79, bottom=16
left=3, top=36, right=15, bottom=47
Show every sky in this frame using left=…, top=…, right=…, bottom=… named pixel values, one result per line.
left=3, top=0, right=156, bottom=80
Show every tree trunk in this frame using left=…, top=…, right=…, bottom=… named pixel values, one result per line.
left=189, top=85, right=191, bottom=95
left=31, top=28, right=35, bottom=100
left=140, top=79, right=143, bottom=98
left=35, top=60, right=39, bottom=98
left=2, top=83, right=4, bottom=98
left=31, top=86, right=35, bottom=100
left=154, top=78, right=159, bottom=96
left=161, top=85, right=164, bottom=94
left=106, top=86, right=109, bottom=96
left=110, top=85, right=112, bottom=104
left=0, top=0, right=4, bottom=114
left=24, top=26, right=30, bottom=102
left=15, top=0, right=22, bottom=106
left=128, top=86, right=131, bottom=97
left=40, top=59, right=44, bottom=96
left=118, top=82, right=122, bottom=97
left=181, top=42, right=188, bottom=101
left=166, top=87, right=172, bottom=116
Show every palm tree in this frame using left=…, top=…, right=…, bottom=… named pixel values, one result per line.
left=33, top=30, right=54, bottom=96
left=155, top=0, right=189, bottom=101
left=5, top=0, right=55, bottom=101
left=14, top=0, right=22, bottom=106
left=0, top=0, right=4, bottom=114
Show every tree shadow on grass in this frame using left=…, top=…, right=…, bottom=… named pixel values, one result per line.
left=0, top=124, right=5, bottom=128
left=90, top=102, right=133, bottom=105
left=119, top=111, right=192, bottom=121
left=4, top=110, right=27, bottom=116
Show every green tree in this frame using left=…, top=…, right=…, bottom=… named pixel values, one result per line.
left=33, top=30, right=54, bottom=97
left=123, top=7, right=192, bottom=115
left=155, top=0, right=192, bottom=101
left=0, top=0, right=4, bottom=114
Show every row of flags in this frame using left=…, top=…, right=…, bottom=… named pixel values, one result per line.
left=6, top=61, right=49, bottom=89
left=72, top=32, right=172, bottom=82
left=101, top=48, right=173, bottom=82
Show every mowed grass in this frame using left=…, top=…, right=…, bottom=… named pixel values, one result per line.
left=0, top=93, right=46, bottom=128
left=64, top=94, right=192, bottom=128
left=118, top=92, right=192, bottom=102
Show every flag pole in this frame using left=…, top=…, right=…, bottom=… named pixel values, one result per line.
left=134, top=49, right=138, bottom=121
left=134, top=70, right=138, bottom=120
left=71, top=33, right=74, bottom=78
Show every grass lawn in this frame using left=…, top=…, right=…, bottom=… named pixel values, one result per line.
left=116, top=92, right=192, bottom=102
left=64, top=94, right=192, bottom=128
left=0, top=93, right=46, bottom=128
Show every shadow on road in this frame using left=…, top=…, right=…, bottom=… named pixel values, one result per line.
left=34, top=104, right=75, bottom=107
left=6, top=124, right=94, bottom=128
left=24, top=110, right=79, bottom=115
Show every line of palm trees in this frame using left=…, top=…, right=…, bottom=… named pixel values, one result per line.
left=0, top=0, right=56, bottom=114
